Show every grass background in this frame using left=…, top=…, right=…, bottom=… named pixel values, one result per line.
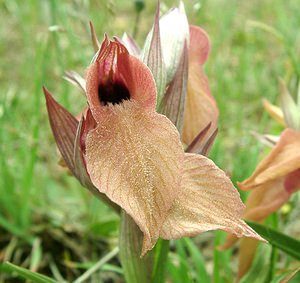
left=1, top=0, right=300, bottom=282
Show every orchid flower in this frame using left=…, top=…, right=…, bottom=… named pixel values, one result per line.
left=44, top=32, right=263, bottom=256
left=220, top=80, right=300, bottom=279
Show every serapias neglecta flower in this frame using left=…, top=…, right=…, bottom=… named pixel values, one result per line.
left=44, top=34, right=264, bottom=256
left=220, top=79, right=300, bottom=278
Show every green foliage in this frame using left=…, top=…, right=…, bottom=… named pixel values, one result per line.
left=0, top=262, right=59, bottom=283
left=247, top=221, right=300, bottom=260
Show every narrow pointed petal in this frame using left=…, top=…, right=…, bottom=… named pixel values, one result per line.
left=200, top=129, right=218, bottom=156
left=74, top=116, right=95, bottom=189
left=160, top=42, right=188, bottom=133
left=160, top=153, right=264, bottom=242
left=182, top=26, right=218, bottom=144
left=238, top=128, right=300, bottom=190
left=79, top=108, right=96, bottom=155
left=186, top=123, right=218, bottom=156
left=63, top=71, right=86, bottom=93
left=262, top=98, right=285, bottom=126
left=44, top=87, right=78, bottom=175
left=279, top=79, right=300, bottom=130
left=85, top=101, right=184, bottom=255
left=122, top=32, right=141, bottom=56
left=251, top=131, right=280, bottom=147
left=186, top=122, right=212, bottom=152
left=141, top=3, right=166, bottom=105
left=89, top=21, right=100, bottom=52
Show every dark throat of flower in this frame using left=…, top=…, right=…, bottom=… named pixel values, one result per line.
left=98, top=80, right=130, bottom=106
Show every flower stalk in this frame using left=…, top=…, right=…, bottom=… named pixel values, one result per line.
left=119, top=211, right=154, bottom=283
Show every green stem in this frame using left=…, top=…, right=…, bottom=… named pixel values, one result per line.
left=119, top=211, right=153, bottom=283
left=152, top=239, right=169, bottom=283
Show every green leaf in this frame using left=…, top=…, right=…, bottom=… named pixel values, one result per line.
left=0, top=262, right=59, bottom=283
left=167, top=252, right=192, bottom=283
left=183, top=238, right=210, bottom=283
left=246, top=221, right=300, bottom=260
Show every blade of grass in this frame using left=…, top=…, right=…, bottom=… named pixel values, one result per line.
left=246, top=221, right=300, bottom=260
left=175, top=239, right=191, bottom=283
left=0, top=262, right=59, bottom=283
left=20, top=35, right=49, bottom=230
left=152, top=239, right=169, bottom=283
left=73, top=247, right=119, bottom=283
left=183, top=238, right=210, bottom=283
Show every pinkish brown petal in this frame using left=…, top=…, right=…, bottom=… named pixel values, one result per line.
left=86, top=38, right=156, bottom=121
left=262, top=98, right=285, bottom=126
left=160, top=153, right=264, bottom=242
left=89, top=21, right=100, bottom=52
left=116, top=53, right=156, bottom=109
left=182, top=26, right=218, bottom=144
left=238, top=128, right=300, bottom=191
left=189, top=25, right=210, bottom=64
left=182, top=65, right=218, bottom=144
left=220, top=178, right=291, bottom=250
left=284, top=169, right=300, bottom=194
left=44, top=87, right=78, bottom=175
left=73, top=116, right=120, bottom=213
left=242, top=179, right=290, bottom=222
left=85, top=101, right=184, bottom=256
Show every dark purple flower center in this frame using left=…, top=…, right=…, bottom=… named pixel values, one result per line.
left=98, top=81, right=130, bottom=106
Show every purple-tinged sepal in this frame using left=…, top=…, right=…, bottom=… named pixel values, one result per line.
left=141, top=3, right=166, bottom=106
left=160, top=42, right=188, bottom=133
